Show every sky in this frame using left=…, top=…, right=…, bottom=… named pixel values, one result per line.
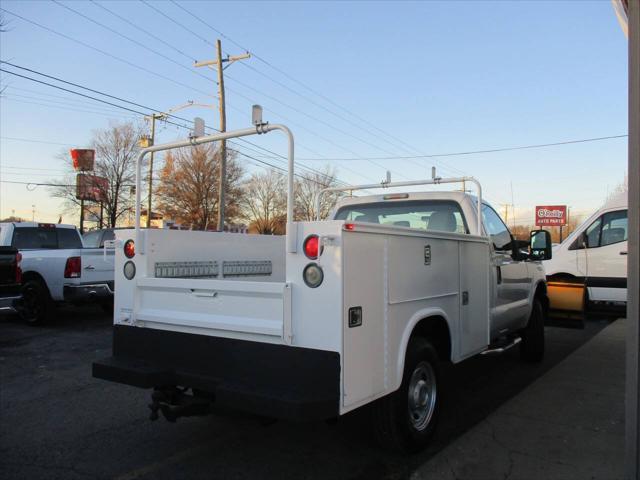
left=0, top=0, right=629, bottom=227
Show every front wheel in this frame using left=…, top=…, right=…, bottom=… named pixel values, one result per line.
left=520, top=298, right=545, bottom=362
left=371, top=337, right=440, bottom=452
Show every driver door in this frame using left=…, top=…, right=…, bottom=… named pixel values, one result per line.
left=482, top=205, right=531, bottom=334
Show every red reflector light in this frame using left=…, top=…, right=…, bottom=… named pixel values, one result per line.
left=64, top=256, right=81, bottom=278
left=15, top=252, right=22, bottom=284
left=344, top=223, right=355, bottom=231
left=124, top=239, right=135, bottom=258
left=303, top=235, right=319, bottom=259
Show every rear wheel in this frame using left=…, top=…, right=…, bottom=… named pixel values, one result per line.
left=100, top=301, right=114, bottom=316
left=20, top=279, right=53, bottom=325
left=372, top=337, right=440, bottom=452
left=520, top=298, right=545, bottom=362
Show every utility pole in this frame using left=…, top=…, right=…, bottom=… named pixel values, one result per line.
left=195, top=42, right=250, bottom=231
left=142, top=102, right=214, bottom=229
left=501, top=204, right=510, bottom=225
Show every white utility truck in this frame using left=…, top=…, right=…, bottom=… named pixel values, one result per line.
left=93, top=111, right=552, bottom=451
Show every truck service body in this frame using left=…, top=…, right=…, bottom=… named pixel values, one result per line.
left=94, top=117, right=550, bottom=451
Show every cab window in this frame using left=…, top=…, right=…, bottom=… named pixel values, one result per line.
left=570, top=209, right=627, bottom=249
left=481, top=205, right=512, bottom=251
left=334, top=200, right=468, bottom=233
left=11, top=228, right=57, bottom=249
left=601, top=210, right=628, bottom=246
left=57, top=228, right=83, bottom=249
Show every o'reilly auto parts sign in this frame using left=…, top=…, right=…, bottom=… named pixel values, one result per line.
left=535, top=205, right=567, bottom=226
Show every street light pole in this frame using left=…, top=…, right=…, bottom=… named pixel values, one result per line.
left=146, top=113, right=157, bottom=228
left=142, top=102, right=215, bottom=229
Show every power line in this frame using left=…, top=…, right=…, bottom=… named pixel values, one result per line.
left=0, top=136, right=76, bottom=148
left=167, top=0, right=468, bottom=177
left=137, top=1, right=411, bottom=180
left=0, top=8, right=386, bottom=183
left=1, top=96, right=139, bottom=119
left=0, top=7, right=214, bottom=99
left=51, top=0, right=214, bottom=85
left=1, top=180, right=76, bottom=187
left=0, top=66, right=352, bottom=187
left=89, top=0, right=196, bottom=63
left=0, top=61, right=365, bottom=186
left=294, top=134, right=630, bottom=161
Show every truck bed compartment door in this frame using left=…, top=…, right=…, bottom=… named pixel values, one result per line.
left=132, top=277, right=291, bottom=343
left=458, top=241, right=491, bottom=357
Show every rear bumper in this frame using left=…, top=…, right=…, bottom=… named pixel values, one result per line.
left=0, top=294, right=21, bottom=313
left=93, top=326, right=340, bottom=421
left=64, top=282, right=113, bottom=302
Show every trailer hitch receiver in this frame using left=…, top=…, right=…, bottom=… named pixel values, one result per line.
left=148, top=387, right=213, bottom=422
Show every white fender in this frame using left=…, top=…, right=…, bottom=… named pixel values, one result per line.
left=393, top=307, right=454, bottom=392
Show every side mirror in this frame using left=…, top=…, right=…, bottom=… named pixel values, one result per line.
left=530, top=230, right=552, bottom=260
left=511, top=239, right=530, bottom=261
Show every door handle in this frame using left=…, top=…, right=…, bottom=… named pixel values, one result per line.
left=190, top=289, right=218, bottom=298
left=620, top=251, right=628, bottom=256
left=84, top=265, right=95, bottom=270
left=496, top=266, right=502, bottom=285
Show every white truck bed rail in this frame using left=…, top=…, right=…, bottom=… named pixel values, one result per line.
left=133, top=114, right=297, bottom=253
left=317, top=172, right=483, bottom=235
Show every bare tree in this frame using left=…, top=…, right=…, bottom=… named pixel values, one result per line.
left=241, top=168, right=287, bottom=235
left=50, top=121, right=142, bottom=228
left=156, top=144, right=244, bottom=230
left=295, top=166, right=342, bottom=221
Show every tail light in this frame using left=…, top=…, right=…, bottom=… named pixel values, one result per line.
left=344, top=223, right=355, bottom=231
left=124, top=239, right=135, bottom=258
left=64, top=256, right=81, bottom=278
left=303, top=263, right=324, bottom=288
left=15, top=252, right=22, bottom=284
left=303, top=235, right=320, bottom=259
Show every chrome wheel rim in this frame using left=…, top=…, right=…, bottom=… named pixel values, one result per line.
left=408, top=361, right=437, bottom=431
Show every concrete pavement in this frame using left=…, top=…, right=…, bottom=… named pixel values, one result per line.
left=413, top=319, right=625, bottom=480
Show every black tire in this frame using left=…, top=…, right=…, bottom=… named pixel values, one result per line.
left=100, top=301, right=114, bottom=316
left=520, top=298, right=545, bottom=362
left=20, top=279, right=53, bottom=325
left=372, top=337, right=440, bottom=452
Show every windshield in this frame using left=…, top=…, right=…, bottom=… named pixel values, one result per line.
left=334, top=200, right=468, bottom=234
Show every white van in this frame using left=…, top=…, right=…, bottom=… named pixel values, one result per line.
left=544, top=192, right=628, bottom=305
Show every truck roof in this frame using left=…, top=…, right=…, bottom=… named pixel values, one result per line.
left=0, top=222, right=77, bottom=229
left=334, top=191, right=480, bottom=209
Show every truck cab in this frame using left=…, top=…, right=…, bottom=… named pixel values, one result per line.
left=333, top=191, right=547, bottom=342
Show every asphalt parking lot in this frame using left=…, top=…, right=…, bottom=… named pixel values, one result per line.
left=0, top=306, right=612, bottom=480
